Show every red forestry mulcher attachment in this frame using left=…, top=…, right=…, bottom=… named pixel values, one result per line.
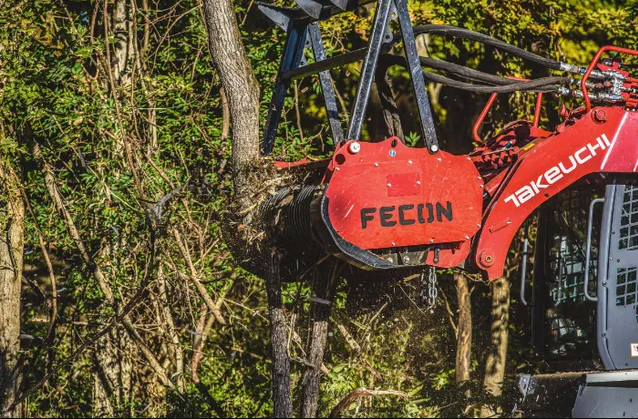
left=258, top=0, right=638, bottom=417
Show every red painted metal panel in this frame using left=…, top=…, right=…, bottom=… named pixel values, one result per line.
left=476, top=107, right=638, bottom=280
left=324, top=138, right=484, bottom=251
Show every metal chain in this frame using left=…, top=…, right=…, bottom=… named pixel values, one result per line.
left=419, top=266, right=438, bottom=311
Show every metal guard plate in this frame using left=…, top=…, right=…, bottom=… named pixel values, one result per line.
left=324, top=138, right=484, bottom=251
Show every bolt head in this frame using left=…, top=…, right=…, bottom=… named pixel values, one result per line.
left=593, top=109, right=607, bottom=123
left=402, top=256, right=410, bottom=264
left=480, top=251, right=496, bottom=267
left=349, top=142, right=361, bottom=154
left=431, top=145, right=439, bottom=153
left=387, top=183, right=392, bottom=187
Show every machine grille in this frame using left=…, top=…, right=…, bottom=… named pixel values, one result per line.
left=616, top=268, right=638, bottom=307
left=619, top=186, right=638, bottom=251
left=615, top=185, right=638, bottom=325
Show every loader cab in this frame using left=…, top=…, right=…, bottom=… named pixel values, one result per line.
left=526, top=183, right=600, bottom=371
left=517, top=179, right=638, bottom=418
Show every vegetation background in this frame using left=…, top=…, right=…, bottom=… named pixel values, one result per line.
left=0, top=0, right=636, bottom=417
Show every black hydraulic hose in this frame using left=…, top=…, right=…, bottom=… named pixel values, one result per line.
left=421, top=72, right=567, bottom=93
left=393, top=25, right=564, bottom=71
left=419, top=56, right=520, bottom=86
left=381, top=54, right=569, bottom=93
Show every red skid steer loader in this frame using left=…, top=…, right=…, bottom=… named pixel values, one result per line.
left=258, top=0, right=638, bottom=416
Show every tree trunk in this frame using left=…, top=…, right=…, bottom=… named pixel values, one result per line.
left=202, top=0, right=261, bottom=199
left=0, top=162, right=24, bottom=418
left=300, top=262, right=339, bottom=418
left=481, top=277, right=511, bottom=418
left=266, top=250, right=292, bottom=418
left=111, top=0, right=134, bottom=86
left=455, top=272, right=472, bottom=387
left=93, top=327, right=133, bottom=417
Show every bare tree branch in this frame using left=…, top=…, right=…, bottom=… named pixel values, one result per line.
left=330, top=388, right=409, bottom=418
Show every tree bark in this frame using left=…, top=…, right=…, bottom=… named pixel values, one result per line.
left=0, top=162, right=24, bottom=418
left=202, top=0, right=261, bottom=199
left=455, top=272, right=472, bottom=387
left=266, top=250, right=292, bottom=418
left=481, top=277, right=511, bottom=418
left=93, top=327, right=133, bottom=417
left=300, top=262, right=339, bottom=418
left=111, top=0, right=134, bottom=86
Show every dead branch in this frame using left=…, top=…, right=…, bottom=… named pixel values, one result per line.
left=171, top=227, right=225, bottom=325
left=31, top=141, right=176, bottom=392
left=329, top=388, right=409, bottom=418
left=191, top=282, right=230, bottom=383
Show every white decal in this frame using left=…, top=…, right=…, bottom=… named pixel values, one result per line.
left=602, top=113, right=629, bottom=170
left=505, top=136, right=609, bottom=208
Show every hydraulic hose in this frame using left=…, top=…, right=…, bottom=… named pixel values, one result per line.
left=381, top=54, right=570, bottom=93
left=396, top=25, right=565, bottom=71
left=419, top=56, right=522, bottom=86
left=420, top=72, right=568, bottom=93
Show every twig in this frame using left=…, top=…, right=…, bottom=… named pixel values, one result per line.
left=329, top=388, right=409, bottom=418
left=221, top=86, right=230, bottom=142
left=191, top=281, right=231, bottom=383
left=294, top=80, right=304, bottom=143
left=438, top=287, right=458, bottom=336
left=31, top=141, right=176, bottom=392
left=241, top=0, right=256, bottom=25
left=171, top=227, right=226, bottom=325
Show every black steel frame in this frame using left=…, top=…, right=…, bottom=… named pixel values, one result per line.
left=258, top=0, right=440, bottom=156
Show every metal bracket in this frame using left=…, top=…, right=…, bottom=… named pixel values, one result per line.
left=585, top=197, right=605, bottom=302
left=261, top=18, right=309, bottom=155
left=520, top=221, right=530, bottom=306
left=259, top=6, right=346, bottom=153
left=260, top=0, right=440, bottom=155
